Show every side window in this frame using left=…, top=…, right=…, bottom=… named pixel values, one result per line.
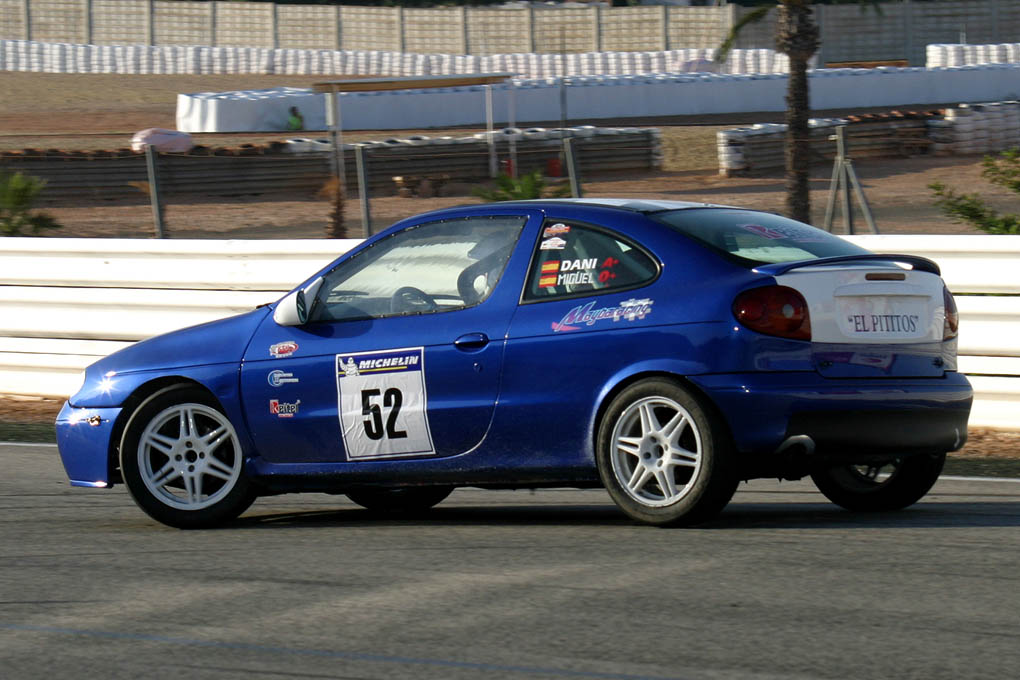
left=524, top=221, right=658, bottom=301
left=310, top=215, right=526, bottom=322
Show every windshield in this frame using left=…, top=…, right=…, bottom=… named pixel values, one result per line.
left=653, top=208, right=870, bottom=267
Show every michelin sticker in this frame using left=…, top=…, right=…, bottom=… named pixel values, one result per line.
left=335, top=347, right=435, bottom=460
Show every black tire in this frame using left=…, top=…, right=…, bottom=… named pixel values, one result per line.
left=119, top=386, right=257, bottom=529
left=596, top=378, right=737, bottom=527
left=346, top=486, right=454, bottom=513
left=810, top=453, right=946, bottom=512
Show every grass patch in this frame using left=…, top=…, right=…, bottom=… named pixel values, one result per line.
left=0, top=422, right=56, bottom=443
left=944, top=456, right=1020, bottom=479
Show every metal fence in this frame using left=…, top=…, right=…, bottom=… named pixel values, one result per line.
left=0, top=130, right=661, bottom=199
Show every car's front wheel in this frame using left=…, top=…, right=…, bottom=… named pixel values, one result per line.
left=596, top=379, right=737, bottom=527
left=120, top=386, right=256, bottom=529
left=346, top=486, right=453, bottom=513
left=810, top=453, right=946, bottom=512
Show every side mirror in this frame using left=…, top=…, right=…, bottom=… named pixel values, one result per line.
left=273, top=277, right=323, bottom=327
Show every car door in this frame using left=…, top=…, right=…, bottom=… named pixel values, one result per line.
left=492, top=216, right=663, bottom=469
left=239, top=211, right=540, bottom=464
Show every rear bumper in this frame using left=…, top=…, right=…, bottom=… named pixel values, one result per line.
left=689, top=371, right=972, bottom=458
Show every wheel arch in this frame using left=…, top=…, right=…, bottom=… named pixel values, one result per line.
left=591, top=370, right=735, bottom=462
left=106, top=377, right=223, bottom=484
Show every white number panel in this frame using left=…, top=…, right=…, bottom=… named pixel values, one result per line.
left=335, top=347, right=435, bottom=460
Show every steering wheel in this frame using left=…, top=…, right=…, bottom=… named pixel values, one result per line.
left=390, top=286, right=438, bottom=314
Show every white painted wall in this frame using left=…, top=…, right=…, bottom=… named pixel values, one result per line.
left=0, top=235, right=1016, bottom=430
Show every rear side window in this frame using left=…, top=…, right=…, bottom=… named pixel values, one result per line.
left=524, top=221, right=658, bottom=301
left=653, top=209, right=870, bottom=266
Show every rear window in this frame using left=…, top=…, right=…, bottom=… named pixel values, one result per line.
left=653, top=209, right=869, bottom=267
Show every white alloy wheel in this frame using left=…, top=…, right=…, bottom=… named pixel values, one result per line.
left=610, top=396, right=702, bottom=507
left=596, top=379, right=737, bottom=527
left=137, top=403, right=242, bottom=510
left=120, top=386, right=256, bottom=528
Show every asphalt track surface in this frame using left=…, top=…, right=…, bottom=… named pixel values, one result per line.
left=2, top=442, right=1019, bottom=680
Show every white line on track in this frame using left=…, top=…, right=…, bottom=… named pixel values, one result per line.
left=0, top=441, right=58, bottom=448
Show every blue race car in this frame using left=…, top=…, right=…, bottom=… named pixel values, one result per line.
left=56, top=199, right=972, bottom=528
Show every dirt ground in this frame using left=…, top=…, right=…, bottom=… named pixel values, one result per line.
left=0, top=72, right=1016, bottom=457
left=2, top=73, right=1016, bottom=238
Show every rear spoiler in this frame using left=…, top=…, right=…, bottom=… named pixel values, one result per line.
left=754, top=254, right=940, bottom=277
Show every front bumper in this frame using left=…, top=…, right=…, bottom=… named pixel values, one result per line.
left=56, top=401, right=123, bottom=487
left=689, top=371, right=973, bottom=458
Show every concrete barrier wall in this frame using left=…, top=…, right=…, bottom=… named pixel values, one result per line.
left=169, top=65, right=1020, bottom=133
left=3, top=1, right=1020, bottom=65
left=1, top=235, right=1017, bottom=430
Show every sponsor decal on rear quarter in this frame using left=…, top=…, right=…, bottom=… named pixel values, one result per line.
left=552, top=298, right=654, bottom=332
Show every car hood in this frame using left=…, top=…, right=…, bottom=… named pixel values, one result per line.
left=88, top=307, right=271, bottom=377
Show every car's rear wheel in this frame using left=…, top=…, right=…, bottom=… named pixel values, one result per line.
left=596, top=379, right=737, bottom=527
left=346, top=486, right=453, bottom=513
left=810, top=453, right=946, bottom=512
left=120, top=386, right=256, bottom=529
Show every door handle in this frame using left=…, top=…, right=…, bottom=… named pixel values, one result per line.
left=454, top=332, right=489, bottom=350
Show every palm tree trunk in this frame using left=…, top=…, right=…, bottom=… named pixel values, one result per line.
left=785, top=54, right=811, bottom=223
left=776, top=1, right=820, bottom=224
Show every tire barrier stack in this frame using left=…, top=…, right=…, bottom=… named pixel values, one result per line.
left=0, top=127, right=661, bottom=200
left=717, top=112, right=938, bottom=176
left=926, top=102, right=1020, bottom=156
left=0, top=40, right=803, bottom=77
left=926, top=44, right=1020, bottom=68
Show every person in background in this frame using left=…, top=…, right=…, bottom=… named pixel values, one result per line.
left=287, top=106, right=304, bottom=131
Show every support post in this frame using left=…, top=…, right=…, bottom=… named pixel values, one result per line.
left=528, top=6, right=536, bottom=54
left=22, top=0, right=31, bottom=41
left=271, top=3, right=279, bottom=50
left=396, top=6, right=405, bottom=53
left=460, top=6, right=469, bottom=55
left=485, top=84, right=496, bottom=178
left=355, top=145, right=371, bottom=237
left=593, top=6, right=601, bottom=53
left=508, top=81, right=517, bottom=178
left=662, top=5, right=669, bottom=52
left=324, top=88, right=345, bottom=191
left=144, top=145, right=166, bottom=239
left=209, top=1, right=217, bottom=47
left=147, top=0, right=155, bottom=46
left=84, top=0, right=92, bottom=45
left=823, top=126, right=878, bottom=234
left=563, top=137, right=582, bottom=198
left=336, top=5, right=342, bottom=50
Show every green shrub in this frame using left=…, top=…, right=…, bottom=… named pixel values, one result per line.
left=0, top=170, right=61, bottom=236
left=473, top=170, right=571, bottom=202
left=929, top=149, right=1020, bottom=235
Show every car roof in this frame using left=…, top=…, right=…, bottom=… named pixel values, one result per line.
left=494, top=198, right=737, bottom=213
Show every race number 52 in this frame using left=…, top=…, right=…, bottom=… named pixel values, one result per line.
left=336, top=348, right=434, bottom=459
left=361, top=387, right=407, bottom=440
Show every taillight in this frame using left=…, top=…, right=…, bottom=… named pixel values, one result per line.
left=943, top=285, right=959, bottom=340
left=733, top=285, right=811, bottom=341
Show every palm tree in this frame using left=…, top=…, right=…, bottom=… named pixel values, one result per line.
left=720, top=2, right=821, bottom=224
